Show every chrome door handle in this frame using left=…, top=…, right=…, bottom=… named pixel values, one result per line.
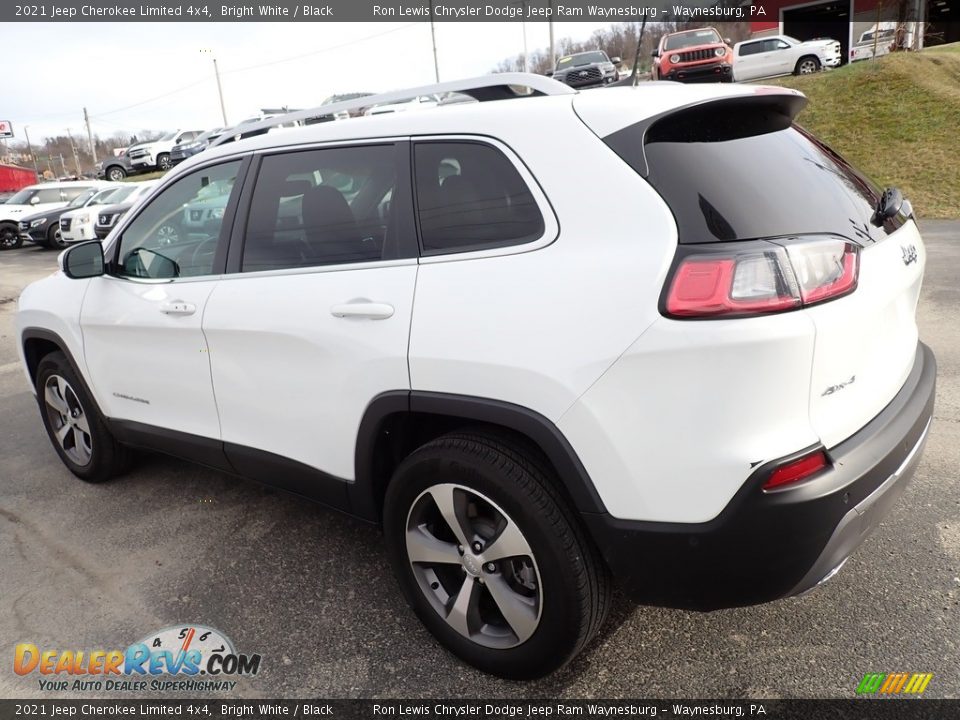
left=159, top=301, right=197, bottom=316
left=330, top=302, right=395, bottom=320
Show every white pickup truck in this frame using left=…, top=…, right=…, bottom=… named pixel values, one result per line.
left=733, top=35, right=841, bottom=81
left=126, top=129, right=203, bottom=172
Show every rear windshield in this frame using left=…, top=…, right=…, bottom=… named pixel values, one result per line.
left=604, top=100, right=886, bottom=244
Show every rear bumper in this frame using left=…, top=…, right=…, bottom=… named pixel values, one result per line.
left=582, top=341, right=936, bottom=610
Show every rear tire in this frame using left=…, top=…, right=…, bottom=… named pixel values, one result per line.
left=383, top=431, right=610, bottom=679
left=157, top=153, right=171, bottom=171
left=35, top=351, right=130, bottom=483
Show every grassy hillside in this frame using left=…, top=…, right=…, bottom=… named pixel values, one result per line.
left=767, top=43, right=960, bottom=218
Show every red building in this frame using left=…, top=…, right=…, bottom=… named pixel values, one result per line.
left=750, top=0, right=958, bottom=63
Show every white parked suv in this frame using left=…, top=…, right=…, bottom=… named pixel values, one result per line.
left=59, top=180, right=159, bottom=245
left=127, top=130, right=203, bottom=172
left=16, top=74, right=936, bottom=679
left=733, top=35, right=842, bottom=81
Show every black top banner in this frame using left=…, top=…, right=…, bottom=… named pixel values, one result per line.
left=6, top=0, right=778, bottom=23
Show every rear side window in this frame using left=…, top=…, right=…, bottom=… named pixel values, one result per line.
left=413, top=141, right=544, bottom=254
left=604, top=98, right=885, bottom=244
left=241, top=144, right=398, bottom=272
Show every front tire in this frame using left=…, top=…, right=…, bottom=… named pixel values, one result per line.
left=106, top=165, right=127, bottom=182
left=48, top=222, right=66, bottom=249
left=0, top=223, right=22, bottom=250
left=795, top=55, right=821, bottom=75
left=383, top=432, right=610, bottom=679
left=35, top=351, right=130, bottom=483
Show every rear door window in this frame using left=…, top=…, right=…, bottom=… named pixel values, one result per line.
left=240, top=144, right=402, bottom=272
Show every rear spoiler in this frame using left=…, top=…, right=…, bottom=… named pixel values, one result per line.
left=604, top=92, right=808, bottom=177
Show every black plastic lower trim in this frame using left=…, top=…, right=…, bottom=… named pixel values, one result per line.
left=583, top=342, right=937, bottom=611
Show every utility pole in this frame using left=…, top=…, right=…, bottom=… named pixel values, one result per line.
left=59, top=153, right=67, bottom=177
left=521, top=2, right=529, bottom=73
left=83, top=107, right=97, bottom=164
left=46, top=155, right=54, bottom=178
left=201, top=49, right=229, bottom=127
left=428, top=0, right=440, bottom=82
left=548, top=1, right=556, bottom=70
left=66, top=129, right=82, bottom=176
left=24, top=126, right=39, bottom=176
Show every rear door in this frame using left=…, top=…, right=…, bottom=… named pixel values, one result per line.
left=201, top=141, right=417, bottom=503
left=735, top=40, right=766, bottom=80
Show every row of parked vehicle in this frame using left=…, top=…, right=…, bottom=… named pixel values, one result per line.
left=547, top=27, right=842, bottom=89
left=0, top=179, right=158, bottom=250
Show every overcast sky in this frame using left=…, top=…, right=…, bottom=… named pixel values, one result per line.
left=10, top=21, right=616, bottom=143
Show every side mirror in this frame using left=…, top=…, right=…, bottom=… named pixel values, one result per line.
left=651, top=50, right=660, bottom=58
left=545, top=70, right=554, bottom=77
left=60, top=241, right=104, bottom=279
left=30, top=196, right=40, bottom=204
left=610, top=56, right=621, bottom=64
left=725, top=38, right=732, bottom=45
left=175, top=138, right=182, bottom=144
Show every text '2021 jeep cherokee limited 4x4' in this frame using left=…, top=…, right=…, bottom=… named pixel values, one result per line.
left=17, top=74, right=936, bottom=680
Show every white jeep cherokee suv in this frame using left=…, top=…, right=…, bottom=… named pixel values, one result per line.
left=16, top=74, right=936, bottom=680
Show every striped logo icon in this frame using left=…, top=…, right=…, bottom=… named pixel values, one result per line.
left=856, top=673, right=933, bottom=695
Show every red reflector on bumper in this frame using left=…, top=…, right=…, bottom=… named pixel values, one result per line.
left=763, top=450, right=830, bottom=490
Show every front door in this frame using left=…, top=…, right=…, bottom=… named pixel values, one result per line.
left=81, top=159, right=245, bottom=442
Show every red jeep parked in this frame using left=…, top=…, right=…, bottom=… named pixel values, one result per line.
left=653, top=27, right=734, bottom=83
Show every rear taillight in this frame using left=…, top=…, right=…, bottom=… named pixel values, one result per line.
left=763, top=449, right=830, bottom=491
left=664, top=237, right=859, bottom=319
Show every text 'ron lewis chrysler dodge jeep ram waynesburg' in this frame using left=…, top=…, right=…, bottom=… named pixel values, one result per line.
left=17, top=74, right=935, bottom=679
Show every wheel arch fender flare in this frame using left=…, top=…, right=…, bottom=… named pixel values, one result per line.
left=352, top=390, right=608, bottom=522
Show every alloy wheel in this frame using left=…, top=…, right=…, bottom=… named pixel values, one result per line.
left=405, top=483, right=542, bottom=649
left=44, top=374, right=93, bottom=466
left=800, top=59, right=818, bottom=74
left=0, top=226, right=18, bottom=249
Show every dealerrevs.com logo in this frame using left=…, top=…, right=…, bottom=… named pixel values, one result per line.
left=14, top=625, right=262, bottom=693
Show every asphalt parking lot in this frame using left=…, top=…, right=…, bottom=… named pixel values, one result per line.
left=0, top=221, right=958, bottom=700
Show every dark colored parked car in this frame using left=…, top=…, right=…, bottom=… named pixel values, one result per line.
left=94, top=201, right=135, bottom=240
left=547, top=50, right=621, bottom=88
left=97, top=152, right=135, bottom=182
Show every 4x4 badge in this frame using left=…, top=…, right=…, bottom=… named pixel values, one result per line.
left=901, top=244, right=918, bottom=266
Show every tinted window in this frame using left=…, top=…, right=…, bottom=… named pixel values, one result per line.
left=116, top=161, right=240, bottom=279
left=35, top=188, right=68, bottom=203
left=663, top=29, right=722, bottom=50
left=413, top=142, right=544, bottom=254
left=242, top=144, right=397, bottom=272
left=604, top=100, right=885, bottom=245
left=738, top=42, right=763, bottom=56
